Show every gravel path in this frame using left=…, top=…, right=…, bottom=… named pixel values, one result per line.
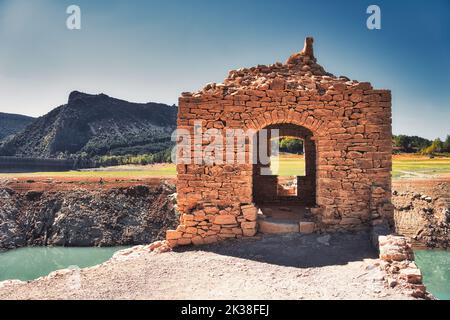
left=0, top=232, right=414, bottom=300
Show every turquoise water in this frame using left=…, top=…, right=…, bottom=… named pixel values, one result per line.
left=0, top=246, right=128, bottom=282
left=415, top=250, right=450, bottom=300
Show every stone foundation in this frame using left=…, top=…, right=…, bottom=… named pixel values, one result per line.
left=378, top=235, right=429, bottom=299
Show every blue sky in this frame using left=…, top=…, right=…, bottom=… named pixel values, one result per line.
left=0, top=0, right=448, bottom=139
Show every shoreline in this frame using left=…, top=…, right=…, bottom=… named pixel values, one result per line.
left=1, top=176, right=448, bottom=299
left=0, top=231, right=429, bottom=300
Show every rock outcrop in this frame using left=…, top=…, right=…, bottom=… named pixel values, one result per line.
left=0, top=112, right=35, bottom=143
left=0, top=183, right=178, bottom=250
left=393, top=183, right=450, bottom=249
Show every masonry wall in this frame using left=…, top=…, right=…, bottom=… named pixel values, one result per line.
left=167, top=53, right=393, bottom=247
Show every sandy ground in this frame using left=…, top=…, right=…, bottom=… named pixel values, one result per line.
left=0, top=232, right=415, bottom=300
left=393, top=177, right=449, bottom=196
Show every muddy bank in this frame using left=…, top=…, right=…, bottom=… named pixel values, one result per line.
left=0, top=180, right=178, bottom=250
left=392, top=179, right=450, bottom=249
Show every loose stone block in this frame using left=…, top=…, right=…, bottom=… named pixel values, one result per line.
left=185, top=227, right=198, bottom=234
left=177, top=238, right=192, bottom=246
left=191, top=236, right=205, bottom=246
left=242, top=205, right=258, bottom=221
left=400, top=268, right=423, bottom=285
left=241, top=221, right=257, bottom=229
left=214, top=215, right=237, bottom=225
left=166, top=230, right=183, bottom=240
left=242, top=228, right=257, bottom=237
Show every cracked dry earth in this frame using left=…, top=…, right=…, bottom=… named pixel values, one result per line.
left=0, top=232, right=415, bottom=300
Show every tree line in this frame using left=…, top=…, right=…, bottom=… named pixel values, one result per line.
left=71, top=148, right=172, bottom=168
left=393, top=135, right=450, bottom=155
left=280, top=135, right=450, bottom=156
left=274, top=135, right=450, bottom=156
left=69, top=134, right=449, bottom=169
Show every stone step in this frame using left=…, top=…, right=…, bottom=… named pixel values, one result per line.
left=258, top=219, right=300, bottom=234
left=258, top=206, right=313, bottom=221
left=258, top=218, right=316, bottom=234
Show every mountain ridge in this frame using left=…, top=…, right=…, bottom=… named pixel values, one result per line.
left=0, top=112, right=35, bottom=142
left=0, top=91, right=178, bottom=159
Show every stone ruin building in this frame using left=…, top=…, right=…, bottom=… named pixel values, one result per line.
left=166, top=37, right=393, bottom=247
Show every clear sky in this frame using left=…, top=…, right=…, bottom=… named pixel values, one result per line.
left=0, top=0, right=449, bottom=139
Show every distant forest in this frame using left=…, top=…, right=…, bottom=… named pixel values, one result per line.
left=33, top=134, right=450, bottom=168
left=393, top=134, right=450, bottom=155
left=278, top=135, right=450, bottom=156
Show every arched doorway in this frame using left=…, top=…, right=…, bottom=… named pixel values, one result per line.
left=253, top=124, right=317, bottom=206
left=252, top=124, right=317, bottom=230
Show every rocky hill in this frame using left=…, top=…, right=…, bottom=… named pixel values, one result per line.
left=0, top=113, right=35, bottom=142
left=0, top=92, right=177, bottom=158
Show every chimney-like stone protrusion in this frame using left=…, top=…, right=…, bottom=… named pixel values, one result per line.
left=300, top=37, right=314, bottom=59
left=286, top=36, right=315, bottom=65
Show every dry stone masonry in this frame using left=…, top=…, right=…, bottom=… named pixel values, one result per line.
left=167, top=37, right=393, bottom=247
left=378, top=235, right=428, bottom=299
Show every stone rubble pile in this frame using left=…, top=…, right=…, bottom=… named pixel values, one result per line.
left=111, top=240, right=172, bottom=261
left=167, top=204, right=259, bottom=247
left=378, top=235, right=429, bottom=299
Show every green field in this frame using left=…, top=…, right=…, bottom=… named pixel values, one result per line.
left=272, top=155, right=450, bottom=179
left=1, top=155, right=450, bottom=180
left=270, top=155, right=306, bottom=176
left=392, top=157, right=450, bottom=179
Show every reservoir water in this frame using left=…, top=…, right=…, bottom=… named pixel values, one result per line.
left=0, top=246, right=128, bottom=282
left=415, top=250, right=450, bottom=300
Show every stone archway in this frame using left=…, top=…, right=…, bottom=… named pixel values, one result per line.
left=252, top=123, right=317, bottom=207
left=167, top=37, right=393, bottom=247
left=251, top=123, right=318, bottom=234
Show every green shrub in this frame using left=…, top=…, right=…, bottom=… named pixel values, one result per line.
left=279, top=137, right=304, bottom=154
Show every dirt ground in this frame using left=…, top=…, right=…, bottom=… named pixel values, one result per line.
left=0, top=232, right=415, bottom=300
left=392, top=177, right=450, bottom=248
left=0, top=176, right=175, bottom=192
left=393, top=178, right=449, bottom=198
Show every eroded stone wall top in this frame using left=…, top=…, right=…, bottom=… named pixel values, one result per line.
left=182, top=37, right=384, bottom=101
